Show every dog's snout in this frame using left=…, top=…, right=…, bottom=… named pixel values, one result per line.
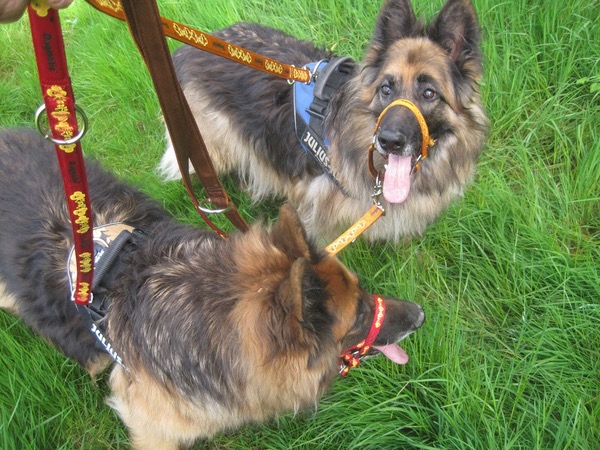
left=402, top=301, right=425, bottom=331
left=376, top=109, right=422, bottom=156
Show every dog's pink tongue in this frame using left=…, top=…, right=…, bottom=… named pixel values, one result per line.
left=383, top=154, right=412, bottom=204
left=373, top=344, right=409, bottom=365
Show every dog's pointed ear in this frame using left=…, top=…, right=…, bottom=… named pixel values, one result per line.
left=373, top=0, right=419, bottom=44
left=276, top=257, right=309, bottom=323
left=428, top=0, right=482, bottom=74
left=270, top=259, right=317, bottom=348
left=277, top=257, right=331, bottom=341
left=363, top=0, right=421, bottom=77
left=270, top=204, right=312, bottom=260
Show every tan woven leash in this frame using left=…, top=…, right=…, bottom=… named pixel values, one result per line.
left=85, top=0, right=312, bottom=84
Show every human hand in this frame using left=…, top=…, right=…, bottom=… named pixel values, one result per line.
left=0, top=0, right=74, bottom=23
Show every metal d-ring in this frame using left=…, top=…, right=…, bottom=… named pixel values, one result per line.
left=196, top=201, right=233, bottom=215
left=34, top=103, right=89, bottom=145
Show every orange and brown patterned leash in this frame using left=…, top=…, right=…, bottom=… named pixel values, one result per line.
left=84, top=0, right=312, bottom=84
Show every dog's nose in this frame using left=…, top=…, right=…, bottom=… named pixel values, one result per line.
left=377, top=129, right=410, bottom=155
left=413, top=305, right=426, bottom=330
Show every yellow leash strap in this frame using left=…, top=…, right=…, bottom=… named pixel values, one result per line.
left=325, top=204, right=384, bottom=256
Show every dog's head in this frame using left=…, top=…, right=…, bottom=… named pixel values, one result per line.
left=233, top=205, right=424, bottom=387
left=359, top=0, right=485, bottom=204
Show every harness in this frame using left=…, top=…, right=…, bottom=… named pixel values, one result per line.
left=293, top=57, right=355, bottom=195
left=67, top=223, right=145, bottom=368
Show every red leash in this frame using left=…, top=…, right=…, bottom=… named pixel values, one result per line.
left=28, top=2, right=94, bottom=305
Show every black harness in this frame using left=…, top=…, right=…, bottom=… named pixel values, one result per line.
left=68, top=224, right=145, bottom=368
left=293, top=57, right=355, bottom=195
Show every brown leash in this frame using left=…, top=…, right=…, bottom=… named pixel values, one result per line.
left=85, top=0, right=311, bottom=84
left=118, top=0, right=249, bottom=236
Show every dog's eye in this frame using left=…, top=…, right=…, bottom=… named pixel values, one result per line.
left=380, top=84, right=392, bottom=96
left=423, top=88, right=437, bottom=100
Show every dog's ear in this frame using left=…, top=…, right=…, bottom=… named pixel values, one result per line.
left=365, top=0, right=419, bottom=64
left=269, top=258, right=331, bottom=355
left=270, top=204, right=312, bottom=260
left=427, top=0, right=482, bottom=75
left=373, top=0, right=419, bottom=44
left=363, top=0, right=421, bottom=79
left=275, top=257, right=309, bottom=329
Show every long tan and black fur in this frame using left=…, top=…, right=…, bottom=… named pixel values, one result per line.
left=159, top=0, right=489, bottom=242
left=0, top=129, right=424, bottom=449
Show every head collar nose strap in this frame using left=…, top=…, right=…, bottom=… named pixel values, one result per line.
left=368, top=99, right=435, bottom=179
left=339, top=295, right=386, bottom=376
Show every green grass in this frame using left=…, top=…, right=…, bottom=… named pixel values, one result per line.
left=0, top=0, right=598, bottom=448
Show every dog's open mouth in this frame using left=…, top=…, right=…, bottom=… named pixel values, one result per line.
left=382, top=153, right=414, bottom=205
left=371, top=343, right=409, bottom=364
left=375, top=138, right=417, bottom=205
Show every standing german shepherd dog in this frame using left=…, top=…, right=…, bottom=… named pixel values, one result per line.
left=159, top=0, right=489, bottom=242
left=0, top=129, right=425, bottom=449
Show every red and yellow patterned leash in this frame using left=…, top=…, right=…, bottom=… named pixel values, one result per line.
left=28, top=0, right=94, bottom=305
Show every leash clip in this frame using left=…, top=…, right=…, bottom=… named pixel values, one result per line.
left=410, top=154, right=423, bottom=175
left=371, top=175, right=385, bottom=213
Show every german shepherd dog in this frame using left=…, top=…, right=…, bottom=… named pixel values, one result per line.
left=158, top=0, right=489, bottom=242
left=0, top=129, right=425, bottom=449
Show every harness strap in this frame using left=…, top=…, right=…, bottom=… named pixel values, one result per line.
left=85, top=0, right=311, bottom=84
left=118, top=0, right=249, bottom=236
left=28, top=2, right=94, bottom=305
left=68, top=225, right=145, bottom=369
left=294, top=58, right=355, bottom=195
left=307, top=57, right=354, bottom=138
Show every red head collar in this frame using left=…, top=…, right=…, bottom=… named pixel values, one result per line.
left=339, top=295, right=386, bottom=376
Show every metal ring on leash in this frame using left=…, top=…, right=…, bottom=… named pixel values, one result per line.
left=196, top=201, right=233, bottom=215
left=35, top=103, right=89, bottom=145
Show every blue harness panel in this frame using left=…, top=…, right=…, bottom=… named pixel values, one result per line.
left=292, top=57, right=354, bottom=194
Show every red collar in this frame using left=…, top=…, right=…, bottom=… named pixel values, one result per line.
left=339, top=295, right=386, bottom=376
